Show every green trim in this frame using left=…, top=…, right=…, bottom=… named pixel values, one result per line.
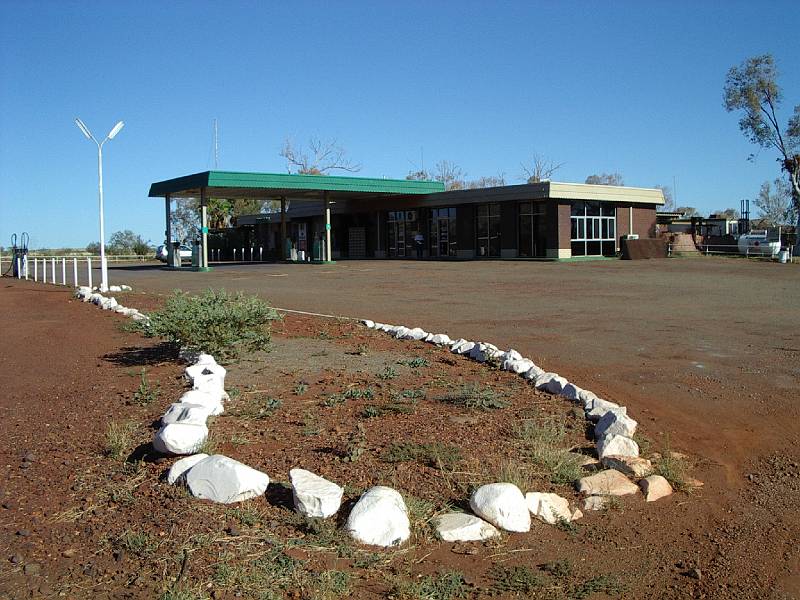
left=149, top=170, right=443, bottom=198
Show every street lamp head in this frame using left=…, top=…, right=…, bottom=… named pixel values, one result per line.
left=74, top=118, right=93, bottom=141
left=107, top=121, right=125, bottom=140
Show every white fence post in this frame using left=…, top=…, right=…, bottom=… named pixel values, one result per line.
left=34, top=258, right=38, bottom=282
left=61, top=258, right=66, bottom=285
left=73, top=257, right=78, bottom=287
left=87, top=257, right=92, bottom=290
left=24, top=257, right=29, bottom=280
left=51, top=258, right=56, bottom=284
left=16, top=257, right=21, bottom=279
left=42, top=258, right=47, bottom=283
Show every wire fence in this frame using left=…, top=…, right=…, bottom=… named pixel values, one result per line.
left=0, top=254, right=156, bottom=288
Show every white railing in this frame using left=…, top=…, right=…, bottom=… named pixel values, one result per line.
left=668, top=243, right=795, bottom=262
left=4, top=255, right=98, bottom=288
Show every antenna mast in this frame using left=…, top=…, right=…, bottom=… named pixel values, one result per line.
left=213, top=118, right=219, bottom=169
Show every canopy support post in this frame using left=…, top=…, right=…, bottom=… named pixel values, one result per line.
left=281, top=196, right=287, bottom=260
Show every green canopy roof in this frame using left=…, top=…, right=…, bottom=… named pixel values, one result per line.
left=149, top=170, right=444, bottom=199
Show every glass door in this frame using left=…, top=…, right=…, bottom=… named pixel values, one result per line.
left=476, top=203, right=501, bottom=257
left=429, top=207, right=457, bottom=257
left=519, top=202, right=547, bottom=257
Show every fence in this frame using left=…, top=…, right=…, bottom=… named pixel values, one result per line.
left=667, top=243, right=795, bottom=262
left=4, top=255, right=105, bottom=289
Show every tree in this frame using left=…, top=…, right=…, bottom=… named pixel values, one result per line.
left=172, top=198, right=200, bottom=244
left=280, top=137, right=361, bottom=174
left=585, top=172, right=625, bottom=186
left=86, top=241, right=100, bottom=254
left=654, top=185, right=675, bottom=212
left=724, top=54, right=800, bottom=254
left=107, top=230, right=152, bottom=255
left=754, top=178, right=796, bottom=226
left=675, top=206, right=700, bottom=217
left=520, top=154, right=564, bottom=183
left=433, top=160, right=465, bottom=191
left=467, top=174, right=506, bottom=189
left=712, top=208, right=740, bottom=220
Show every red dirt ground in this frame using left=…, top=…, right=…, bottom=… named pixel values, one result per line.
left=1, top=274, right=799, bottom=599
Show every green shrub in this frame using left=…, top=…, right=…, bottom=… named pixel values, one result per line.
left=437, top=383, right=508, bottom=410
left=137, top=289, right=279, bottom=361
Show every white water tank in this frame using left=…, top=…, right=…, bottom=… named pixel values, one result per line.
left=737, top=234, right=780, bottom=257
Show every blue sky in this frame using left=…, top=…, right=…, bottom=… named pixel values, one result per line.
left=1, top=0, right=798, bottom=249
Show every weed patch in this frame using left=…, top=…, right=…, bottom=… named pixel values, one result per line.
left=132, top=368, right=158, bottom=406
left=514, top=417, right=584, bottom=485
left=488, top=565, right=543, bottom=594
left=437, top=384, right=508, bottom=410
left=384, top=442, right=462, bottom=470
left=104, top=420, right=137, bottom=460
left=378, top=366, right=398, bottom=380
left=390, top=570, right=469, bottom=600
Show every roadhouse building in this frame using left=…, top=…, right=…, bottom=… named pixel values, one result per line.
left=149, top=171, right=664, bottom=265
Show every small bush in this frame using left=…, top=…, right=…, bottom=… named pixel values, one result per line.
left=390, top=570, right=469, bottom=600
left=136, top=289, right=279, bottom=361
left=515, top=417, right=584, bottom=485
left=377, top=366, right=397, bottom=380
left=401, top=357, right=430, bottom=368
left=117, top=530, right=158, bottom=556
left=488, top=565, right=543, bottom=594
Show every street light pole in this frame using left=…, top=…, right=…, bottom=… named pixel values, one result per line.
left=75, top=118, right=124, bottom=292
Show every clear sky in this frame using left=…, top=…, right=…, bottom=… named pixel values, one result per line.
left=1, top=0, right=798, bottom=249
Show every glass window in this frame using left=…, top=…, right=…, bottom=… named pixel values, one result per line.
left=586, top=201, right=601, bottom=216
left=570, top=202, right=616, bottom=256
left=571, top=201, right=585, bottom=217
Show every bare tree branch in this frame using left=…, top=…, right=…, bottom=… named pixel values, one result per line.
left=280, top=137, right=362, bottom=174
left=520, top=154, right=564, bottom=183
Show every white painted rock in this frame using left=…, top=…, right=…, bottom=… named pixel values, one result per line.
left=346, top=486, right=410, bottom=547
left=423, top=332, right=435, bottom=342
left=108, top=285, right=122, bottom=292
left=578, top=389, right=599, bottom=409
left=435, top=513, right=499, bottom=542
left=561, top=383, right=582, bottom=401
left=523, top=365, right=545, bottom=380
left=502, top=349, right=523, bottom=363
left=185, top=360, right=227, bottom=386
left=362, top=319, right=375, bottom=328
left=192, top=372, right=227, bottom=398
left=131, top=313, right=149, bottom=322
left=289, top=468, right=343, bottom=518
left=505, top=358, right=534, bottom=374
left=525, top=492, right=574, bottom=524
left=452, top=340, right=475, bottom=355
left=120, top=284, right=132, bottom=291
left=469, top=483, right=531, bottom=532
left=431, top=333, right=452, bottom=346
left=179, top=389, right=224, bottom=416
left=597, top=435, right=639, bottom=459
left=586, top=399, right=626, bottom=422
left=535, top=372, right=568, bottom=395
left=392, top=326, right=411, bottom=339
left=185, top=455, right=269, bottom=504
left=403, top=327, right=428, bottom=341
left=576, top=469, right=640, bottom=496
left=640, top=475, right=673, bottom=502
left=101, top=297, right=118, bottom=310
left=152, top=423, right=209, bottom=455
left=583, top=496, right=611, bottom=511
left=601, top=456, right=652, bottom=478
left=595, top=411, right=638, bottom=440
left=166, top=453, right=209, bottom=484
left=161, top=402, right=212, bottom=426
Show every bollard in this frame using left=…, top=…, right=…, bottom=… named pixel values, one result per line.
left=51, top=258, right=56, bottom=284
left=61, top=258, right=66, bottom=285
left=250, top=247, right=254, bottom=261
left=241, top=247, right=244, bottom=261
left=73, top=257, right=78, bottom=287
left=233, top=248, right=237, bottom=261
left=259, top=246, right=263, bottom=261
left=87, top=257, right=92, bottom=290
left=16, top=257, right=21, bottom=279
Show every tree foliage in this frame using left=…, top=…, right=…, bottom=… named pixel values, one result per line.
left=585, top=172, right=624, bottom=186
left=724, top=54, right=800, bottom=252
left=711, top=208, right=740, bottom=220
left=280, top=137, right=361, bottom=174
left=675, top=206, right=700, bottom=217
left=654, top=185, right=675, bottom=212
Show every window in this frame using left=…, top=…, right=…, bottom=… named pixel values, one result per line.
left=476, top=203, right=501, bottom=257
left=570, top=201, right=616, bottom=256
left=519, top=201, right=547, bottom=258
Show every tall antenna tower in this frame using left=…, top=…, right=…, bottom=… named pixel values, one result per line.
left=213, top=118, right=219, bottom=169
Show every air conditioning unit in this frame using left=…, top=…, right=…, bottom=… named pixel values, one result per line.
left=624, top=234, right=639, bottom=240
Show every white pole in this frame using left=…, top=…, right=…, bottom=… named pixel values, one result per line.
left=241, top=247, right=244, bottom=261
left=42, top=258, right=46, bottom=282
left=87, top=257, right=92, bottom=289
left=34, top=258, right=38, bottom=282
left=24, top=257, right=29, bottom=280
left=98, top=143, right=109, bottom=291
left=73, top=257, right=78, bottom=286
left=51, top=258, right=56, bottom=284
left=233, top=248, right=237, bottom=261
left=61, top=257, right=66, bottom=285
left=259, top=246, right=263, bottom=261
left=16, top=257, right=21, bottom=279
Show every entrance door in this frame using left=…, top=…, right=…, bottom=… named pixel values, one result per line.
left=388, top=211, right=417, bottom=257
left=429, top=207, right=457, bottom=257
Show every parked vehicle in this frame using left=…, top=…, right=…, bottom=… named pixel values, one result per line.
left=155, top=244, right=192, bottom=263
